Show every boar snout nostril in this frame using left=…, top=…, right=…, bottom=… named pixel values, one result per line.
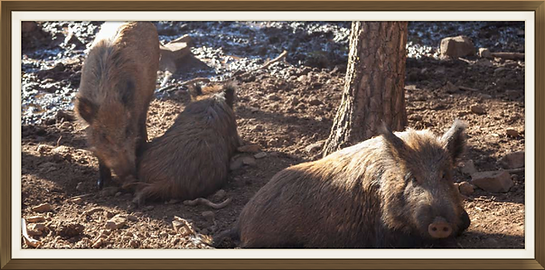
left=428, top=217, right=453, bottom=239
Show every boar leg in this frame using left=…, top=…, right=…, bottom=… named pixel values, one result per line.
left=97, top=159, right=111, bottom=190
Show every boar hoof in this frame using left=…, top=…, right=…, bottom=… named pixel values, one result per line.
left=97, top=178, right=104, bottom=190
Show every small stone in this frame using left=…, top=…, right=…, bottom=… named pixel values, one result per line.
left=202, top=211, right=215, bottom=222
left=71, top=197, right=83, bottom=204
left=144, top=205, right=155, bottom=211
left=305, top=141, right=324, bottom=153
left=290, top=96, right=300, bottom=106
left=478, top=48, right=492, bottom=58
left=230, top=158, right=243, bottom=171
left=114, top=192, right=122, bottom=197
left=308, top=99, right=321, bottom=106
left=99, top=186, right=119, bottom=197
left=254, top=152, right=267, bottom=159
left=499, top=151, right=525, bottom=169
left=105, top=214, right=127, bottom=230
left=444, top=81, right=459, bottom=93
left=58, top=223, right=85, bottom=238
left=470, top=105, right=486, bottom=115
left=471, top=171, right=514, bottom=193
left=127, top=215, right=138, bottom=222
left=26, top=216, right=46, bottom=223
left=253, top=125, right=264, bottom=132
left=440, top=35, right=475, bottom=58
left=32, top=203, right=53, bottom=213
left=167, top=199, right=179, bottom=204
left=506, top=129, right=519, bottom=137
left=458, top=181, right=475, bottom=195
left=242, top=156, right=256, bottom=166
left=460, top=160, right=477, bottom=175
left=237, top=144, right=260, bottom=153
left=129, top=239, right=140, bottom=248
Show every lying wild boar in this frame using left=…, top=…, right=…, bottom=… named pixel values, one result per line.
left=132, top=83, right=241, bottom=204
left=215, top=120, right=470, bottom=248
left=75, top=22, right=159, bottom=189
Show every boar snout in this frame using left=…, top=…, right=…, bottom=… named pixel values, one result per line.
left=428, top=217, right=453, bottom=239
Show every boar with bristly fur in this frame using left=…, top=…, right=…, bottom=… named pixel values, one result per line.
left=214, top=120, right=470, bottom=248
left=75, top=22, right=159, bottom=189
left=132, top=83, right=241, bottom=205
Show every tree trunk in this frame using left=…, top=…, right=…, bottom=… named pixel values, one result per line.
left=322, top=22, right=408, bottom=157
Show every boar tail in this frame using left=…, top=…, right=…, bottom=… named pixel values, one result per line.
left=212, top=223, right=240, bottom=247
left=222, top=82, right=237, bottom=109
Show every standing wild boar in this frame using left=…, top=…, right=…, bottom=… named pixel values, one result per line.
left=75, top=22, right=159, bottom=189
left=215, top=120, right=470, bottom=248
left=132, top=83, right=241, bottom=205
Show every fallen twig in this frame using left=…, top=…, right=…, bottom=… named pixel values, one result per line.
left=183, top=197, right=232, bottom=209
left=459, top=86, right=479, bottom=92
left=261, top=50, right=288, bottom=69
left=491, top=52, right=524, bottom=60
left=22, top=218, right=41, bottom=248
left=505, top=167, right=525, bottom=174
left=181, top=77, right=211, bottom=86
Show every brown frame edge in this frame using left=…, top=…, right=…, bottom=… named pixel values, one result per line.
left=1, top=1, right=543, bottom=269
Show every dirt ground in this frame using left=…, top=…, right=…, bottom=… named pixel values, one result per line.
left=20, top=22, right=525, bottom=249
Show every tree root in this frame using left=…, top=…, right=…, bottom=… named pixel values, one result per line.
left=183, top=197, right=232, bottom=209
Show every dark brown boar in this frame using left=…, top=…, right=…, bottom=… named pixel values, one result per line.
left=75, top=22, right=160, bottom=189
left=215, top=120, right=470, bottom=248
left=132, top=83, right=241, bottom=204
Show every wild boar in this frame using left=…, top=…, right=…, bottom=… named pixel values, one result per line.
left=132, top=83, right=241, bottom=204
left=75, top=22, right=159, bottom=189
left=215, top=120, right=470, bottom=248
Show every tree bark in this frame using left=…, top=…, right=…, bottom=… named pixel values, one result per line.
left=322, top=22, right=408, bottom=157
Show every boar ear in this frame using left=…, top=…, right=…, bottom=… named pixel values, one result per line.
left=378, top=121, right=406, bottom=157
left=75, top=96, right=98, bottom=124
left=441, top=120, right=467, bottom=163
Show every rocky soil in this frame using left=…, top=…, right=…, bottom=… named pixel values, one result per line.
left=21, top=21, right=525, bottom=249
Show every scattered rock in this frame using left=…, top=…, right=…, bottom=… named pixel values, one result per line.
left=167, top=199, right=179, bottom=204
left=506, top=129, right=519, bottom=137
left=471, top=171, right=514, bottom=193
left=127, top=215, right=138, bottom=222
left=230, top=158, right=243, bottom=171
left=202, top=211, right=215, bottom=222
left=499, top=151, right=525, bottom=169
left=99, top=186, right=119, bottom=197
left=254, top=152, right=267, bottom=159
left=305, top=141, right=324, bottom=153
left=440, top=35, right=475, bottom=58
left=144, top=205, right=155, bottom=211
left=460, top=160, right=477, bottom=175
left=26, top=216, right=46, bottom=223
left=59, top=223, right=85, bottom=238
left=470, top=105, right=486, bottom=115
left=478, top=48, right=492, bottom=58
left=444, top=81, right=459, bottom=93
left=289, top=96, right=300, bottom=106
left=32, top=203, right=53, bottom=213
left=237, top=144, right=260, bottom=153
left=458, top=181, right=475, bottom=195
left=242, top=156, right=256, bottom=166
left=308, top=98, right=322, bottom=106
left=105, top=214, right=127, bottom=230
